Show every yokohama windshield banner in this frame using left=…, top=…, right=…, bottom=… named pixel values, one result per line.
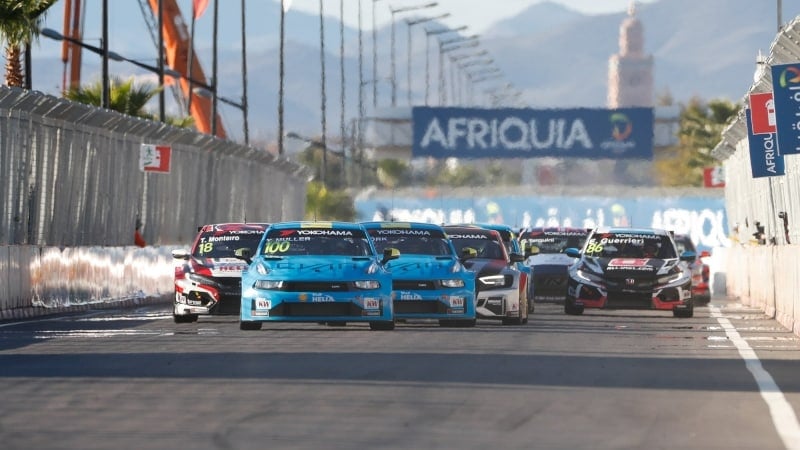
left=412, top=106, right=654, bottom=160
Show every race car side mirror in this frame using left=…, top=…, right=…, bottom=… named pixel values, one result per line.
left=565, top=248, right=581, bottom=258
left=679, top=251, right=696, bottom=262
left=382, top=247, right=400, bottom=264
left=460, top=247, right=478, bottom=261
left=235, top=247, right=253, bottom=264
left=171, top=248, right=190, bottom=260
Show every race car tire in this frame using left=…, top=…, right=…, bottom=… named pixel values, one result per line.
left=173, top=314, right=198, bottom=323
left=240, top=321, right=262, bottom=330
left=673, top=304, right=694, bottom=318
left=564, top=299, right=584, bottom=315
left=369, top=320, right=395, bottom=331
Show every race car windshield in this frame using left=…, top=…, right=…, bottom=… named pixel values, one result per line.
left=193, top=232, right=264, bottom=258
left=261, top=236, right=373, bottom=257
left=584, top=234, right=677, bottom=259
left=370, top=236, right=453, bottom=256
left=450, top=238, right=506, bottom=260
left=521, top=235, right=587, bottom=254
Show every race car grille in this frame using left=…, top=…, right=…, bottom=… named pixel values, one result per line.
left=393, top=280, right=436, bottom=290
left=269, top=302, right=368, bottom=317
left=605, top=277, right=655, bottom=290
left=606, top=292, right=654, bottom=309
left=394, top=300, right=446, bottom=314
left=533, top=274, right=568, bottom=297
left=282, top=281, right=350, bottom=292
left=214, top=297, right=241, bottom=314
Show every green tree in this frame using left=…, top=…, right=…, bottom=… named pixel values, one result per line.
left=655, top=97, right=739, bottom=186
left=64, top=76, right=193, bottom=127
left=0, top=0, right=57, bottom=87
left=305, top=181, right=356, bottom=221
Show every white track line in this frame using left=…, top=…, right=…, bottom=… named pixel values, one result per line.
left=709, top=305, right=800, bottom=449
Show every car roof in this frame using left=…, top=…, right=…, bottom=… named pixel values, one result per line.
left=521, top=227, right=590, bottom=235
left=591, top=226, right=671, bottom=236
left=268, top=221, right=364, bottom=231
left=448, top=223, right=515, bottom=240
left=197, top=222, right=270, bottom=233
left=360, top=221, right=445, bottom=232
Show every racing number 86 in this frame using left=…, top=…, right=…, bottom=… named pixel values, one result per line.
left=264, top=241, right=291, bottom=254
left=585, top=241, right=603, bottom=255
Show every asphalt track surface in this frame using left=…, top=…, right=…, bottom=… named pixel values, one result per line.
left=1, top=298, right=799, bottom=450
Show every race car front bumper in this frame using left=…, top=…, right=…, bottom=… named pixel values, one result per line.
left=475, top=286, right=522, bottom=320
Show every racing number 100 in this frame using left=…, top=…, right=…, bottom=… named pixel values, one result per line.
left=264, top=241, right=291, bottom=253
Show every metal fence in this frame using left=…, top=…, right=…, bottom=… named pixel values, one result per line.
left=0, top=87, right=310, bottom=247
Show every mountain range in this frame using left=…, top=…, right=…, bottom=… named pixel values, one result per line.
left=28, top=0, right=790, bottom=144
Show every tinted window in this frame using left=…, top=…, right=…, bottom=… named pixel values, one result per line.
left=520, top=231, right=588, bottom=254
left=583, top=233, right=676, bottom=259
left=262, top=228, right=372, bottom=257
left=449, top=236, right=506, bottom=260
left=193, top=230, right=264, bottom=258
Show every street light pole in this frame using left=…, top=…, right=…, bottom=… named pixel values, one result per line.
left=390, top=2, right=438, bottom=107
left=371, top=0, right=382, bottom=109
left=157, top=0, right=165, bottom=121
left=405, top=13, right=449, bottom=106
left=101, top=0, right=109, bottom=109
left=424, top=25, right=466, bottom=105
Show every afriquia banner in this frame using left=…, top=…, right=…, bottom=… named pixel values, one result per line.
left=770, top=62, right=800, bottom=155
left=745, top=109, right=784, bottom=178
left=412, top=106, right=654, bottom=159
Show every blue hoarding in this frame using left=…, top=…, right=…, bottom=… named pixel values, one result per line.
left=770, top=62, right=800, bottom=155
left=356, top=194, right=728, bottom=253
left=745, top=109, right=784, bottom=178
left=412, top=107, right=654, bottom=160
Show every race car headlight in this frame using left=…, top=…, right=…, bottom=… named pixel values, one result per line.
left=187, top=273, right=219, bottom=287
left=354, top=280, right=380, bottom=289
left=575, top=268, right=604, bottom=284
left=255, top=262, right=270, bottom=275
left=441, top=278, right=465, bottom=288
left=658, top=272, right=687, bottom=285
left=254, top=279, right=284, bottom=290
left=478, top=274, right=506, bottom=287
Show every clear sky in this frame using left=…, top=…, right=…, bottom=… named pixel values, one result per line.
left=287, top=0, right=658, bottom=33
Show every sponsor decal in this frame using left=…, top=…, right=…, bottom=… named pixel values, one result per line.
left=449, top=296, right=465, bottom=308
left=363, top=298, right=380, bottom=309
left=370, top=229, right=434, bottom=236
left=298, top=293, right=308, bottom=302
left=255, top=298, right=271, bottom=310
left=311, top=293, right=335, bottom=303
left=448, top=234, right=489, bottom=240
left=608, top=258, right=649, bottom=267
left=399, top=291, right=423, bottom=300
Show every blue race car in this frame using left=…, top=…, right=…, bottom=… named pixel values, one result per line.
left=362, top=221, right=477, bottom=327
left=237, top=221, right=398, bottom=330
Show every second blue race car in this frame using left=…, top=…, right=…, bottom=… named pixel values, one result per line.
left=363, top=221, right=477, bottom=327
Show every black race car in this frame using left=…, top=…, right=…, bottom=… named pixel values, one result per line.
left=564, top=227, right=696, bottom=318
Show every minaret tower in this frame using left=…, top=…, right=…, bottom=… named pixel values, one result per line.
left=607, top=2, right=653, bottom=107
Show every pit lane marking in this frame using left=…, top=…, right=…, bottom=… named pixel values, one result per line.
left=710, top=305, right=800, bottom=449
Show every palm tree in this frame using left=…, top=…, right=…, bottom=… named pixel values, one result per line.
left=64, top=76, right=194, bottom=128
left=0, top=0, right=58, bottom=87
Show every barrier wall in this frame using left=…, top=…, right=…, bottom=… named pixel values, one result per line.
left=711, top=16, right=800, bottom=336
left=0, top=88, right=310, bottom=318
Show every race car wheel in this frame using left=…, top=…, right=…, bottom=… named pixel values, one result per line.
left=369, top=320, right=395, bottom=331
left=564, top=298, right=584, bottom=315
left=673, top=304, right=694, bottom=318
left=240, top=321, right=262, bottom=330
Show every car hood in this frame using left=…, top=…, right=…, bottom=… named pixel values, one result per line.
left=464, top=258, right=510, bottom=277
left=255, top=256, right=378, bottom=279
left=526, top=253, right=576, bottom=267
left=384, top=255, right=460, bottom=278
left=584, top=257, right=676, bottom=278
